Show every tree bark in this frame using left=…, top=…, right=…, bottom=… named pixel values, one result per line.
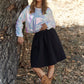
left=0, top=0, right=28, bottom=84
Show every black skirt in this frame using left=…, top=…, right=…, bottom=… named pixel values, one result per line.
left=30, top=28, right=66, bottom=68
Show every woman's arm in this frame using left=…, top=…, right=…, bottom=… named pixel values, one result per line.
left=15, top=6, right=27, bottom=37
left=45, top=7, right=56, bottom=30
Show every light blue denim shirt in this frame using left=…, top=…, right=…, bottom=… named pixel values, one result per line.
left=15, top=5, right=56, bottom=37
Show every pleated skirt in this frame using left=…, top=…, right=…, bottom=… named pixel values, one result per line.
left=30, top=27, right=66, bottom=68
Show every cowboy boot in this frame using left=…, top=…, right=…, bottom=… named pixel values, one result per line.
left=41, top=74, right=50, bottom=84
left=48, top=76, right=54, bottom=84
left=46, top=73, right=54, bottom=84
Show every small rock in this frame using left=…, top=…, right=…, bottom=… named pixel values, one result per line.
left=66, top=56, right=71, bottom=59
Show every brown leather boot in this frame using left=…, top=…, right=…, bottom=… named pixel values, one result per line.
left=48, top=76, right=54, bottom=84
left=46, top=73, right=54, bottom=84
left=41, top=74, right=50, bottom=84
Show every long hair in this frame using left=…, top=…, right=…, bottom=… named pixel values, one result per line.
left=29, top=0, right=48, bottom=15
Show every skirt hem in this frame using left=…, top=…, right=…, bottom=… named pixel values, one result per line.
left=31, top=56, right=66, bottom=68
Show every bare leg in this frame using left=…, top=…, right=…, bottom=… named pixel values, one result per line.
left=47, top=65, right=55, bottom=78
left=32, top=67, right=46, bottom=79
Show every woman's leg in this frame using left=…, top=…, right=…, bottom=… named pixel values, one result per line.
left=47, top=65, right=55, bottom=78
left=32, top=67, right=46, bottom=79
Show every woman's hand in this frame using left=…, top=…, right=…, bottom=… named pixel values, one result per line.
left=40, top=23, right=48, bottom=31
left=17, top=37, right=24, bottom=45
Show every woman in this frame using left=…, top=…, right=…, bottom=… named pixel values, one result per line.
left=16, top=0, right=66, bottom=84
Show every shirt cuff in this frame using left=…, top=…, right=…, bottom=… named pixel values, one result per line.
left=16, top=33, right=23, bottom=37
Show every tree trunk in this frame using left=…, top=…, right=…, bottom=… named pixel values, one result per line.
left=0, top=0, right=28, bottom=84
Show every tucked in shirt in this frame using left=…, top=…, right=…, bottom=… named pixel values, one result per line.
left=15, top=5, right=56, bottom=37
